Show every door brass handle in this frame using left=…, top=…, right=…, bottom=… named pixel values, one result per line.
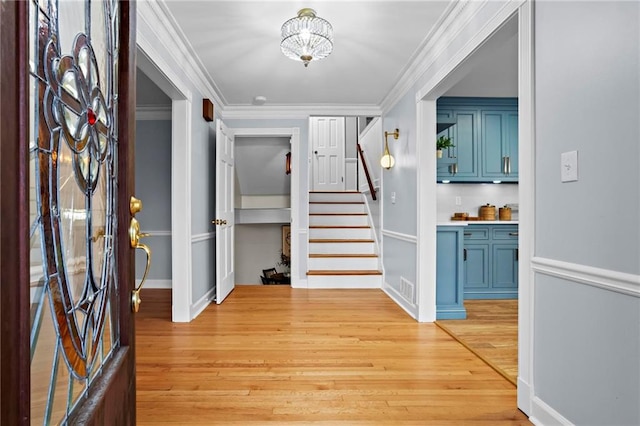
left=129, top=216, right=151, bottom=313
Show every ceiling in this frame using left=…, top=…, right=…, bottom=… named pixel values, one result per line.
left=139, top=1, right=518, bottom=110
left=160, top=1, right=452, bottom=108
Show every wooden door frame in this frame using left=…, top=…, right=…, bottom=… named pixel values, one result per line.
left=0, top=1, right=30, bottom=422
left=0, top=2, right=137, bottom=423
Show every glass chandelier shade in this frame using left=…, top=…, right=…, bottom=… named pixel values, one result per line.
left=281, top=8, right=333, bottom=67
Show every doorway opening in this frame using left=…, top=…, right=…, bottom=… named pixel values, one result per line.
left=234, top=135, right=292, bottom=285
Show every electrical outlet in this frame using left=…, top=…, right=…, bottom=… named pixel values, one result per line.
left=561, top=150, right=578, bottom=182
left=455, top=196, right=462, bottom=206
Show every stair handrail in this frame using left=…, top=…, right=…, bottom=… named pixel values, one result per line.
left=357, top=143, right=377, bottom=201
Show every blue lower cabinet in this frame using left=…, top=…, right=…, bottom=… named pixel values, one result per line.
left=463, top=225, right=518, bottom=299
left=436, top=226, right=466, bottom=319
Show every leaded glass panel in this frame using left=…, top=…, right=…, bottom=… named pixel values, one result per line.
left=28, top=0, right=120, bottom=423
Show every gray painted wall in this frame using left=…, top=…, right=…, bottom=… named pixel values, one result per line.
left=135, top=119, right=172, bottom=282
left=235, top=136, right=291, bottom=196
left=235, top=224, right=288, bottom=284
left=534, top=2, right=640, bottom=424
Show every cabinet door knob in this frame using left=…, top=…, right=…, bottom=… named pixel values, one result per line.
left=463, top=248, right=467, bottom=261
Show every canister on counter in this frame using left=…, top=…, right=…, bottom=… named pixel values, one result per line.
left=499, top=205, right=512, bottom=221
left=479, top=204, right=496, bottom=221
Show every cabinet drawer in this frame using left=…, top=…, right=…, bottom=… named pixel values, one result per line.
left=463, top=227, right=489, bottom=240
left=493, top=227, right=519, bottom=240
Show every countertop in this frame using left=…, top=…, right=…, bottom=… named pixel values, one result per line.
left=437, top=221, right=519, bottom=226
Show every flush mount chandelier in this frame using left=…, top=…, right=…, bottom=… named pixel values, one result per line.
left=280, top=8, right=333, bottom=67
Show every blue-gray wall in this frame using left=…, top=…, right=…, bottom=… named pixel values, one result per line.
left=534, top=2, right=640, bottom=424
left=382, top=90, right=419, bottom=307
left=135, top=119, right=172, bottom=282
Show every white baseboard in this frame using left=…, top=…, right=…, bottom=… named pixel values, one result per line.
left=383, top=284, right=418, bottom=319
left=139, top=279, right=172, bottom=289
left=529, top=396, right=573, bottom=426
left=190, top=287, right=215, bottom=320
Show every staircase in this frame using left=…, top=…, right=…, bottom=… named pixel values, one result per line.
left=307, top=192, right=382, bottom=288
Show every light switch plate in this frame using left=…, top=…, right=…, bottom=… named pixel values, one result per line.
left=391, top=192, right=396, bottom=204
left=561, top=150, right=578, bottom=182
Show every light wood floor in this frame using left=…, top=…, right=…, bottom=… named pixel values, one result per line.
left=136, top=287, right=529, bottom=425
left=436, top=300, right=518, bottom=385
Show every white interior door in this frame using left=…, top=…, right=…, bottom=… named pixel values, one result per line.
left=312, top=117, right=345, bottom=191
left=215, top=119, right=235, bottom=303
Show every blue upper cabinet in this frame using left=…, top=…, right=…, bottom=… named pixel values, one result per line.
left=437, top=97, right=518, bottom=183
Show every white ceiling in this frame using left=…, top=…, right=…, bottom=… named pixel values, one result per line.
left=160, top=0, right=451, bottom=107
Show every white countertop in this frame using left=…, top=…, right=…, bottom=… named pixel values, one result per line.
left=437, top=220, right=519, bottom=226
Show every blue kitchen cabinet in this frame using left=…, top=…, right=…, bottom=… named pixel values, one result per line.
left=436, top=226, right=466, bottom=319
left=481, top=110, right=519, bottom=182
left=436, top=109, right=456, bottom=165
left=437, top=109, right=479, bottom=180
left=436, top=97, right=518, bottom=182
left=463, top=224, right=518, bottom=299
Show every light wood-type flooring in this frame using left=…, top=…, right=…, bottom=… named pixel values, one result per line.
left=136, top=287, right=529, bottom=425
left=436, top=300, right=518, bottom=385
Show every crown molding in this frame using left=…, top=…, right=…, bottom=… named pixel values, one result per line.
left=221, top=105, right=381, bottom=120
left=139, top=1, right=225, bottom=109
left=136, top=105, right=172, bottom=121
left=380, top=0, right=481, bottom=114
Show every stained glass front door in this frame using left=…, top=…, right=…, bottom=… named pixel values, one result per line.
left=0, top=1, right=136, bottom=424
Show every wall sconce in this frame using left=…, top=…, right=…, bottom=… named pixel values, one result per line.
left=381, top=129, right=399, bottom=169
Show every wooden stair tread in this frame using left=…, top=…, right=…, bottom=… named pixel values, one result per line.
left=309, top=253, right=378, bottom=258
left=310, top=225, right=371, bottom=229
left=307, top=270, right=382, bottom=276
left=309, top=213, right=367, bottom=216
left=309, top=239, right=374, bottom=243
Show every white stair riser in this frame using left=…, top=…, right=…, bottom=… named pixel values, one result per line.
left=308, top=257, right=379, bottom=270
left=309, top=241, right=375, bottom=254
left=307, top=274, right=382, bottom=289
left=309, top=203, right=366, bottom=214
left=309, top=227, right=372, bottom=239
left=309, top=215, right=368, bottom=226
left=309, top=193, right=363, bottom=203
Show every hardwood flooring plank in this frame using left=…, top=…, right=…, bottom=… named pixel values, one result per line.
left=136, top=288, right=528, bottom=424
left=436, top=299, right=518, bottom=385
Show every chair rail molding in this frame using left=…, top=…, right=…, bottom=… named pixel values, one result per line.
left=531, top=257, right=640, bottom=298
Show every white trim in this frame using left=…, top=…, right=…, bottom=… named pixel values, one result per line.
left=145, top=230, right=171, bottom=237
left=231, top=127, right=296, bottom=137
left=414, top=1, right=525, bottom=103
left=190, top=286, right=216, bottom=320
left=380, top=0, right=474, bottom=114
left=532, top=257, right=640, bottom=298
left=383, top=284, right=418, bottom=319
left=381, top=229, right=417, bottom=244
left=517, top=0, right=535, bottom=416
left=139, top=1, right=224, bottom=108
left=529, top=396, right=573, bottom=426
left=171, top=100, right=193, bottom=322
left=136, top=106, right=171, bottom=121
left=191, top=232, right=216, bottom=244
left=412, top=0, right=533, bottom=415
left=221, top=105, right=381, bottom=120
left=416, top=100, right=438, bottom=324
left=138, top=279, right=172, bottom=289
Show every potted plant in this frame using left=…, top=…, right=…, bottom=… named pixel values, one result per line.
left=436, top=135, right=454, bottom=158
